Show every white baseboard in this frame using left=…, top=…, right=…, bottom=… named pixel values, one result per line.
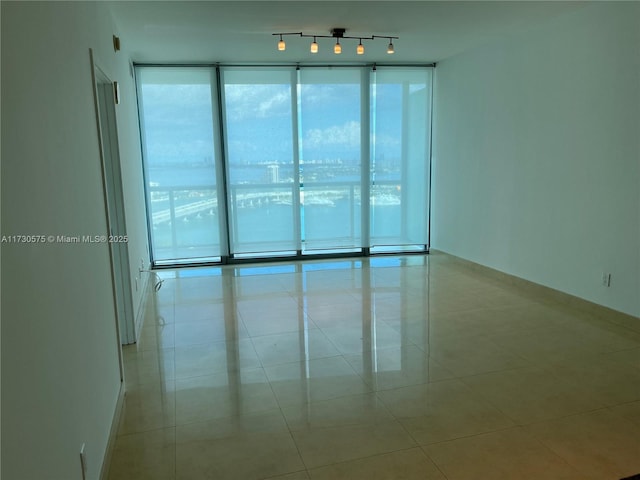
left=99, top=381, right=125, bottom=480
left=431, top=249, right=640, bottom=332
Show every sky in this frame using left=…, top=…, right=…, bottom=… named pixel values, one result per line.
left=139, top=67, right=429, bottom=187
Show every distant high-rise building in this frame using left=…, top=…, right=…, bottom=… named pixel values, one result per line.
left=267, top=164, right=279, bottom=183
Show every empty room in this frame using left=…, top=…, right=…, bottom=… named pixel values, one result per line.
left=2, top=1, right=639, bottom=479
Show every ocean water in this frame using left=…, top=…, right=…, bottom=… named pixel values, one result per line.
left=151, top=203, right=405, bottom=261
left=147, top=166, right=407, bottom=261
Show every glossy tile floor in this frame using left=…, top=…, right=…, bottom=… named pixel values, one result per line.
left=108, top=254, right=640, bottom=480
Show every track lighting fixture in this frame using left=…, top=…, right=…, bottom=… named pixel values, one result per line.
left=272, top=28, right=398, bottom=55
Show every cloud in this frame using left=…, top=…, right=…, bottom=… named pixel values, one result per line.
left=371, top=132, right=400, bottom=149
left=303, top=120, right=360, bottom=149
left=257, top=90, right=290, bottom=117
left=224, top=84, right=291, bottom=120
left=298, top=84, right=340, bottom=106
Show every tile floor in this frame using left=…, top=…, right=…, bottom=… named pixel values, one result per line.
left=108, top=253, right=640, bottom=479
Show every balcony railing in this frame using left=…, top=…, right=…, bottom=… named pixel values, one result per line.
left=148, top=181, right=410, bottom=262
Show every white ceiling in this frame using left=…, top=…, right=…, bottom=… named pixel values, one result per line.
left=109, top=1, right=587, bottom=64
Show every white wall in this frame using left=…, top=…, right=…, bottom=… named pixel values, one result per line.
left=432, top=2, right=640, bottom=317
left=1, top=2, right=148, bottom=478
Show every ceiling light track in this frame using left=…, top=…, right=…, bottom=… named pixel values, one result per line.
left=272, top=28, right=398, bottom=55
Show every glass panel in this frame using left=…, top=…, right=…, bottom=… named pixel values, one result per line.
left=136, top=65, right=434, bottom=265
left=370, top=68, right=432, bottom=250
left=137, top=67, right=221, bottom=263
left=222, top=68, right=297, bottom=255
left=299, top=68, right=363, bottom=252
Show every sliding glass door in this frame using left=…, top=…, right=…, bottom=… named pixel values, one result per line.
left=298, top=68, right=364, bottom=253
left=136, top=65, right=432, bottom=266
left=370, top=67, right=432, bottom=251
left=221, top=68, right=299, bottom=257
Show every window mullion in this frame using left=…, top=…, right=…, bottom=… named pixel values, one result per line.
left=361, top=67, right=371, bottom=252
left=214, top=66, right=233, bottom=260
left=292, top=68, right=302, bottom=254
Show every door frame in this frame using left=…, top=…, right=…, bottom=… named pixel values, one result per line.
left=89, top=49, right=136, bottom=356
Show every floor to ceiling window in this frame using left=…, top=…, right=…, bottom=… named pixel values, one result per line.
left=136, top=65, right=433, bottom=266
left=137, top=68, right=223, bottom=264
left=370, top=67, right=431, bottom=252
left=222, top=68, right=298, bottom=257
left=298, top=68, right=365, bottom=253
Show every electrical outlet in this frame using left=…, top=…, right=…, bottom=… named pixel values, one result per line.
left=79, top=443, right=87, bottom=480
left=601, top=272, right=611, bottom=287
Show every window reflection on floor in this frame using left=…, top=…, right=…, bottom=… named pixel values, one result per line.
left=111, top=254, right=640, bottom=480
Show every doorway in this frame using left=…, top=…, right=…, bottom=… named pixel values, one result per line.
left=90, top=49, right=136, bottom=349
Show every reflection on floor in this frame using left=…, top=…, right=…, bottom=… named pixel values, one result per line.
left=108, top=253, right=640, bottom=480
